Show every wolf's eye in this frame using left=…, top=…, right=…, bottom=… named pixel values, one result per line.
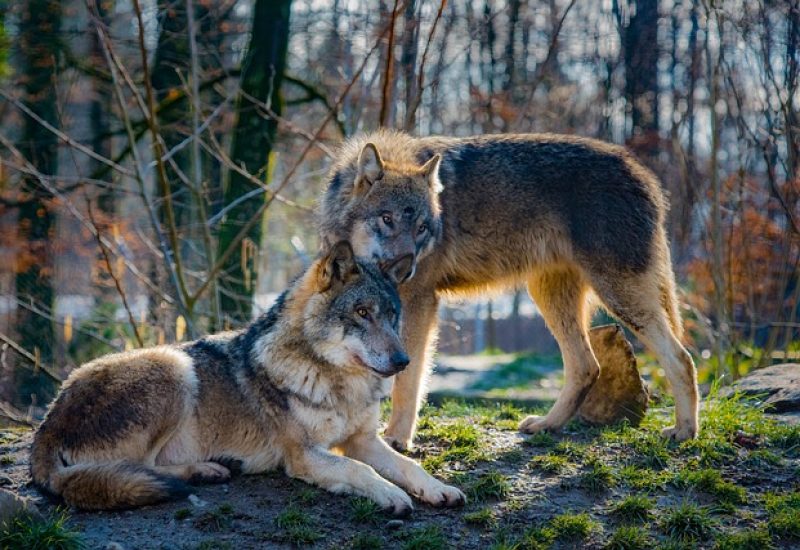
left=381, top=213, right=393, bottom=226
left=417, top=223, right=428, bottom=235
left=356, top=307, right=370, bottom=319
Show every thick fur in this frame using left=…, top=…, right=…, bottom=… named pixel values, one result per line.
left=30, top=243, right=465, bottom=512
left=319, top=130, right=699, bottom=449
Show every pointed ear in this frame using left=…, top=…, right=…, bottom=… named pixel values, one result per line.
left=318, top=240, right=360, bottom=291
left=420, top=154, right=443, bottom=194
left=355, top=143, right=385, bottom=195
left=381, top=254, right=414, bottom=285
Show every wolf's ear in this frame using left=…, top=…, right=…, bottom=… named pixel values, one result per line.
left=355, top=143, right=384, bottom=195
left=420, top=154, right=443, bottom=194
left=318, top=240, right=360, bottom=291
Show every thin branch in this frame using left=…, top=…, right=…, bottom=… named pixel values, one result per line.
left=86, top=199, right=145, bottom=347
left=0, top=331, right=62, bottom=383
left=406, top=0, right=447, bottom=131
left=379, top=0, right=401, bottom=127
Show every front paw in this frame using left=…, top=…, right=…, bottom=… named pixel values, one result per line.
left=418, top=481, right=466, bottom=508
left=661, top=424, right=698, bottom=442
left=519, top=415, right=556, bottom=434
left=372, top=482, right=414, bottom=517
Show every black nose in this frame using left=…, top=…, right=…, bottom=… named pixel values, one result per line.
left=390, top=351, right=410, bottom=371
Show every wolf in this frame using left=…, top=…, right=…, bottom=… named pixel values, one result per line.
left=319, top=130, right=699, bottom=450
left=30, top=241, right=465, bottom=512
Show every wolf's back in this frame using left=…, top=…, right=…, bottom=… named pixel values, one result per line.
left=30, top=439, right=190, bottom=510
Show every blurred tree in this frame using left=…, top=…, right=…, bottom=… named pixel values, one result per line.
left=621, top=0, right=659, bottom=154
left=218, top=0, right=291, bottom=324
left=14, top=0, right=61, bottom=404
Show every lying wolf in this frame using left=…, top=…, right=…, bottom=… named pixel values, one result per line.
left=320, top=130, right=699, bottom=450
left=30, top=242, right=465, bottom=513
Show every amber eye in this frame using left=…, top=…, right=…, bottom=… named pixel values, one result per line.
left=382, top=213, right=393, bottom=226
left=417, top=223, right=428, bottom=235
left=356, top=307, right=370, bottom=318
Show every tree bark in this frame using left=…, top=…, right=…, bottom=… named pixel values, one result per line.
left=15, top=0, right=61, bottom=403
left=217, top=0, right=291, bottom=324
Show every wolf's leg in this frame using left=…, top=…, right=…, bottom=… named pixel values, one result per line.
left=342, top=431, right=465, bottom=507
left=284, top=446, right=414, bottom=516
left=519, top=267, right=599, bottom=434
left=590, top=267, right=698, bottom=441
left=153, top=462, right=231, bottom=484
left=384, top=286, right=439, bottom=451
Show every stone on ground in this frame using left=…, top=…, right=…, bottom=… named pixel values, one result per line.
left=578, top=324, right=649, bottom=426
left=728, top=363, right=800, bottom=413
left=0, top=487, right=42, bottom=525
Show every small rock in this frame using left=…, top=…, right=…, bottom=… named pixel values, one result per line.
left=188, top=494, right=207, bottom=508
left=578, top=324, right=649, bottom=426
left=727, top=363, right=800, bottom=413
left=385, top=519, right=404, bottom=530
left=0, top=488, right=42, bottom=525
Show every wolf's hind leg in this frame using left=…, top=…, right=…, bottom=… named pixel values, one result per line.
left=519, top=267, right=599, bottom=434
left=284, top=446, right=413, bottom=516
left=384, top=287, right=439, bottom=451
left=590, top=269, right=698, bottom=441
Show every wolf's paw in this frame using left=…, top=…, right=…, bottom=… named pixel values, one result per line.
left=518, top=415, right=557, bottom=434
left=661, top=424, right=698, bottom=442
left=187, top=462, right=231, bottom=485
left=373, top=483, right=414, bottom=517
left=418, top=481, right=466, bottom=508
left=383, top=434, right=413, bottom=453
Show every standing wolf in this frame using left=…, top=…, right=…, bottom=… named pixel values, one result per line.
left=319, top=130, right=699, bottom=450
left=30, top=242, right=465, bottom=512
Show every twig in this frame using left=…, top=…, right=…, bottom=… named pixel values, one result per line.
left=406, top=0, right=447, bottom=131
left=0, top=332, right=62, bottom=383
left=86, top=199, right=145, bottom=347
left=0, top=89, right=134, bottom=177
left=379, top=0, right=401, bottom=127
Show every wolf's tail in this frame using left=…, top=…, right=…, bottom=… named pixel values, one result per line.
left=30, top=443, right=190, bottom=510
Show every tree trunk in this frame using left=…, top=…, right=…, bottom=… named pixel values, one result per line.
left=15, top=0, right=61, bottom=404
left=217, top=0, right=291, bottom=324
left=623, top=0, right=659, bottom=153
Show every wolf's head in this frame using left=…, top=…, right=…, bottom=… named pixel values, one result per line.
left=320, top=141, right=443, bottom=283
left=301, top=241, right=409, bottom=378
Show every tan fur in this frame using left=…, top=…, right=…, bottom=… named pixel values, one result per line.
left=320, top=130, right=700, bottom=448
left=30, top=245, right=465, bottom=512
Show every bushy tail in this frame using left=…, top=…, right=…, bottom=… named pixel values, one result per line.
left=31, top=444, right=189, bottom=510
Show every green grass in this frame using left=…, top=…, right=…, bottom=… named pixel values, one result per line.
left=174, top=508, right=193, bottom=521
left=604, top=525, right=654, bottom=550
left=529, top=454, right=570, bottom=474
left=399, top=525, right=446, bottom=550
left=549, top=512, right=601, bottom=541
left=618, top=465, right=670, bottom=491
left=0, top=509, right=84, bottom=550
left=674, top=468, right=746, bottom=505
left=552, top=440, right=590, bottom=460
left=659, top=502, right=716, bottom=542
left=764, top=492, right=800, bottom=540
left=194, top=504, right=235, bottom=532
left=469, top=353, right=559, bottom=392
left=349, top=497, right=381, bottom=523
left=349, top=532, right=383, bottom=550
left=742, top=449, right=782, bottom=467
left=579, top=457, right=616, bottom=492
left=465, top=470, right=511, bottom=502
left=463, top=507, right=496, bottom=528
left=523, top=432, right=556, bottom=449
left=274, top=505, right=322, bottom=545
left=418, top=417, right=490, bottom=472
left=713, top=529, right=775, bottom=550
left=610, top=495, right=654, bottom=523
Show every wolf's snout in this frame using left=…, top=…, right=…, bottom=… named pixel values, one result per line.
left=389, top=351, right=410, bottom=372
left=380, top=254, right=415, bottom=284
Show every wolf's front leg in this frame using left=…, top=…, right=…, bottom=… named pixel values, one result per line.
left=385, top=288, right=439, bottom=451
left=283, top=446, right=413, bottom=516
left=343, top=431, right=465, bottom=508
